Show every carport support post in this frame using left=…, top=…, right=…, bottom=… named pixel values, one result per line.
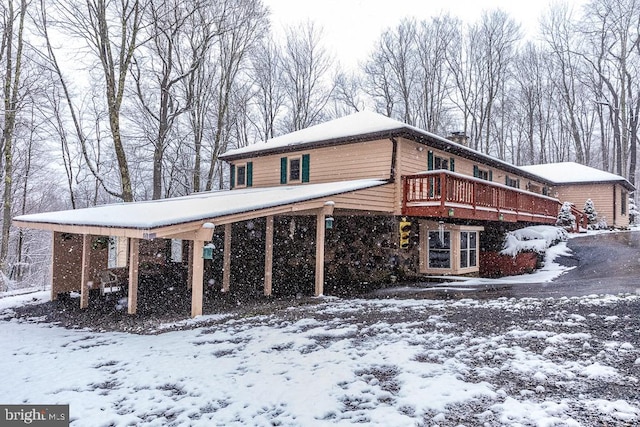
left=314, top=202, right=335, bottom=297
left=191, top=240, right=204, bottom=317
left=264, top=216, right=274, bottom=296
left=80, top=234, right=91, bottom=309
left=127, top=238, right=140, bottom=315
left=222, top=223, right=231, bottom=292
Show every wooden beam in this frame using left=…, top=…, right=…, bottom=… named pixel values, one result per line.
left=315, top=211, right=326, bottom=297
left=264, top=216, right=274, bottom=296
left=222, top=223, right=231, bottom=293
left=191, top=240, right=204, bottom=317
left=187, top=240, right=193, bottom=289
left=80, top=234, right=91, bottom=309
left=50, top=233, right=57, bottom=301
left=127, top=238, right=140, bottom=315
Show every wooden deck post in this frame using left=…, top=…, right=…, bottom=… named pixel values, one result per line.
left=127, top=238, right=140, bottom=315
left=315, top=212, right=325, bottom=297
left=314, top=202, right=335, bottom=297
left=264, top=215, right=274, bottom=296
left=80, top=234, right=91, bottom=309
left=186, top=240, right=193, bottom=289
left=50, top=233, right=57, bottom=301
left=222, top=223, right=231, bottom=292
left=191, top=240, right=204, bottom=317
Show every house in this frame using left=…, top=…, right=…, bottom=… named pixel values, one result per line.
left=12, top=112, right=629, bottom=317
left=520, top=162, right=634, bottom=228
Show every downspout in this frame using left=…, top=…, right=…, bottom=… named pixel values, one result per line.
left=613, top=185, right=617, bottom=225
left=389, top=138, right=398, bottom=183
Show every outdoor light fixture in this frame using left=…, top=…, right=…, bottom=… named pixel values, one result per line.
left=448, top=208, right=455, bottom=217
left=325, top=216, right=334, bottom=229
left=499, top=213, right=504, bottom=221
left=202, top=243, right=215, bottom=260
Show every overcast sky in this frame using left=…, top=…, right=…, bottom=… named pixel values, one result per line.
left=264, top=0, right=587, bottom=69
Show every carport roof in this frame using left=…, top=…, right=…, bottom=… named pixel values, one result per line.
left=13, top=179, right=387, bottom=235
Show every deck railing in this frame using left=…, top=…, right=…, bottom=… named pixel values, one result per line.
left=403, top=171, right=560, bottom=223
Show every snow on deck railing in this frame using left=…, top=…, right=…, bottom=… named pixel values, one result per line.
left=402, top=170, right=560, bottom=222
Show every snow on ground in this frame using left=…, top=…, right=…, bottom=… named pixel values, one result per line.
left=2, top=291, right=640, bottom=426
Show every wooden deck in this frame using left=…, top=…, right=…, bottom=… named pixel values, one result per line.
left=402, top=171, right=560, bottom=224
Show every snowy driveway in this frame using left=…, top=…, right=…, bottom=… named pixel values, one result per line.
left=1, top=292, right=640, bottom=426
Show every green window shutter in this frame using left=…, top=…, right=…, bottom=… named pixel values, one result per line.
left=230, top=164, right=236, bottom=189
left=516, top=179, right=520, bottom=189
left=489, top=170, right=493, bottom=181
left=280, top=157, right=287, bottom=184
left=473, top=165, right=479, bottom=178
left=302, top=154, right=310, bottom=183
left=505, top=175, right=509, bottom=185
left=449, top=157, right=455, bottom=172
left=246, top=162, right=253, bottom=187
left=427, top=151, right=434, bottom=170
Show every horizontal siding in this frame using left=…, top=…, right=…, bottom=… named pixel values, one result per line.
left=235, top=139, right=393, bottom=187
left=330, top=184, right=396, bottom=213
left=554, top=183, right=628, bottom=227
left=396, top=138, right=548, bottom=194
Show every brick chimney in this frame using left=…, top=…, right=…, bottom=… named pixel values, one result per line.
left=447, top=131, right=469, bottom=147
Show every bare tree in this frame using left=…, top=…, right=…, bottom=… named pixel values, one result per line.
left=0, top=0, right=28, bottom=272
left=249, top=36, right=285, bottom=141
left=203, top=0, right=268, bottom=191
left=50, top=0, right=146, bottom=202
left=280, top=21, right=334, bottom=132
left=132, top=0, right=216, bottom=199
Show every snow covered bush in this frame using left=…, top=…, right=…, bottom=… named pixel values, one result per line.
left=500, top=225, right=568, bottom=257
left=583, top=199, right=598, bottom=226
left=556, top=201, right=576, bottom=231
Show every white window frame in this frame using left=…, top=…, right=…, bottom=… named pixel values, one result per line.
left=419, top=221, right=483, bottom=275
left=288, top=157, right=302, bottom=183
left=236, top=163, right=247, bottom=188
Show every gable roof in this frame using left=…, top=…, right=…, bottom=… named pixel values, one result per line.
left=520, top=162, right=634, bottom=191
left=13, top=179, right=387, bottom=237
left=219, top=111, right=553, bottom=185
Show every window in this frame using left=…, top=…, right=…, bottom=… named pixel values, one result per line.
left=280, top=154, right=310, bottom=184
left=289, top=157, right=301, bottom=182
left=460, top=231, right=478, bottom=269
left=170, top=239, right=183, bottom=263
left=428, top=230, right=451, bottom=269
left=473, top=165, right=492, bottom=181
left=230, top=162, right=252, bottom=189
left=622, top=190, right=627, bottom=215
left=427, top=151, right=455, bottom=172
left=505, top=176, right=519, bottom=189
left=237, top=164, right=246, bottom=186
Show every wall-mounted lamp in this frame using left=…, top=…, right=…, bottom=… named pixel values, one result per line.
left=325, top=216, right=334, bottom=230
left=416, top=146, right=425, bottom=152
left=498, top=213, right=504, bottom=221
left=448, top=208, right=455, bottom=217
left=203, top=243, right=215, bottom=260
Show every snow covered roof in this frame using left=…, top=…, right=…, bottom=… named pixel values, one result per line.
left=221, top=111, right=407, bottom=160
left=520, top=162, right=634, bottom=190
left=13, top=179, right=387, bottom=231
left=219, top=111, right=553, bottom=185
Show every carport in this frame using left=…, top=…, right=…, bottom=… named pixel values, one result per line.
left=13, top=180, right=388, bottom=317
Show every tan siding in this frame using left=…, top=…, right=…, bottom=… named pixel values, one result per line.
left=396, top=138, right=548, bottom=194
left=233, top=139, right=393, bottom=188
left=331, top=184, right=396, bottom=213
left=553, top=183, right=629, bottom=227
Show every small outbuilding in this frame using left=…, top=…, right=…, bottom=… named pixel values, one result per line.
left=520, top=162, right=634, bottom=228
